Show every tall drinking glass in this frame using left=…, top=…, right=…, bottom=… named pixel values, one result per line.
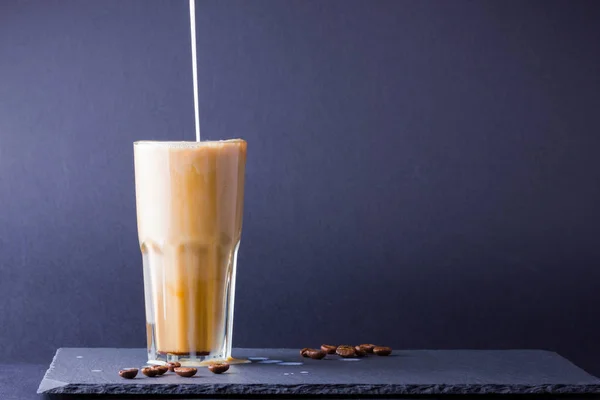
left=134, top=140, right=247, bottom=365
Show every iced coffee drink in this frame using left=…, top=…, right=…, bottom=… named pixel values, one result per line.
left=134, top=140, right=247, bottom=365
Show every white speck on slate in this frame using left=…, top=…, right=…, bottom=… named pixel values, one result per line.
left=76, top=356, right=83, bottom=359
left=284, top=373, right=289, bottom=376
left=257, top=359, right=283, bottom=364
left=91, top=369, right=102, bottom=372
left=300, top=371, right=309, bottom=374
left=340, top=358, right=361, bottom=361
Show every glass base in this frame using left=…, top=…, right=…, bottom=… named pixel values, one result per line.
left=147, top=352, right=249, bottom=367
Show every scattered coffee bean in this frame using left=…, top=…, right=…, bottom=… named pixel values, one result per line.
left=152, top=365, right=168, bottom=376
left=300, top=348, right=311, bottom=357
left=174, top=367, right=197, bottom=377
left=303, top=342, right=391, bottom=359
left=306, top=349, right=326, bottom=359
left=166, top=362, right=181, bottom=372
left=118, top=368, right=138, bottom=379
left=208, top=362, right=230, bottom=374
left=354, top=346, right=367, bottom=357
left=373, top=346, right=392, bottom=356
left=358, top=344, right=376, bottom=353
left=336, top=345, right=356, bottom=358
left=321, top=344, right=337, bottom=354
left=142, top=367, right=158, bottom=377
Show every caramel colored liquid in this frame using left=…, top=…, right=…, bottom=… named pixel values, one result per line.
left=134, top=140, right=246, bottom=357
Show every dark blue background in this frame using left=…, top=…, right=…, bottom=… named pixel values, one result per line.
left=1, top=0, right=599, bottom=373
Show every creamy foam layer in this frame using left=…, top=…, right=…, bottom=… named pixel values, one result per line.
left=134, top=139, right=245, bottom=149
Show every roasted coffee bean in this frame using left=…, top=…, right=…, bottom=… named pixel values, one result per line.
left=166, top=362, right=181, bottom=372
left=152, top=365, right=168, bottom=376
left=142, top=367, right=158, bottom=377
left=208, top=362, right=230, bottom=374
left=336, top=346, right=356, bottom=358
left=301, top=348, right=326, bottom=359
left=354, top=346, right=367, bottom=357
left=174, top=367, right=197, bottom=377
left=300, top=348, right=311, bottom=357
left=373, top=346, right=392, bottom=356
left=118, top=368, right=138, bottom=379
left=306, top=349, right=326, bottom=359
left=358, top=344, right=376, bottom=353
left=321, top=344, right=337, bottom=354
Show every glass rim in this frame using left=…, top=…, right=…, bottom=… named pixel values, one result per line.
left=134, top=139, right=246, bottom=147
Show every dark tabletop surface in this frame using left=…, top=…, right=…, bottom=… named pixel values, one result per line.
left=0, top=363, right=46, bottom=400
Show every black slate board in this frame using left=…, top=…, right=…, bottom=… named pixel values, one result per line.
left=38, top=348, right=600, bottom=397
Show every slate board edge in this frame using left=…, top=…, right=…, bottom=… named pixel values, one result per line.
left=36, top=348, right=68, bottom=393
left=40, top=383, right=600, bottom=395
